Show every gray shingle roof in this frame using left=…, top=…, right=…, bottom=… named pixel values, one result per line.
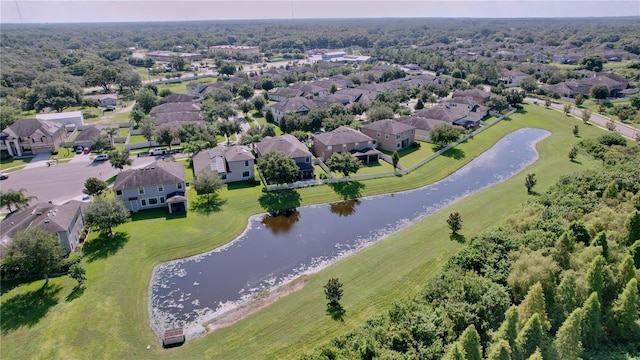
left=361, top=119, right=414, bottom=135
left=192, top=145, right=254, bottom=176
left=256, top=134, right=311, bottom=159
left=150, top=102, right=199, bottom=115
left=314, top=126, right=373, bottom=146
left=1, top=118, right=62, bottom=139
left=113, top=161, right=185, bottom=191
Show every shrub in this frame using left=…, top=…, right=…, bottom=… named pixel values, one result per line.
left=597, top=133, right=627, bottom=147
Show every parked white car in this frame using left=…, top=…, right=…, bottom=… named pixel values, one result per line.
left=93, top=154, right=109, bottom=162
left=149, top=148, right=167, bottom=156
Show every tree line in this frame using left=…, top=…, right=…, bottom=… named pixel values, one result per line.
left=301, top=134, right=640, bottom=359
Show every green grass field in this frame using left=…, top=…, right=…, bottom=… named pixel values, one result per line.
left=0, top=157, right=32, bottom=170
left=0, top=103, right=609, bottom=359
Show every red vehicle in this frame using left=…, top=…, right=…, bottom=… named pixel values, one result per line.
left=83, top=147, right=91, bottom=154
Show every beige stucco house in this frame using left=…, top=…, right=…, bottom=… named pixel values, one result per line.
left=360, top=120, right=415, bottom=152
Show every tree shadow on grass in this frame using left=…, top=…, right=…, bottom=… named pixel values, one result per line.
left=82, top=232, right=129, bottom=263
left=258, top=189, right=301, bottom=213
left=328, top=181, right=365, bottom=200
left=440, top=148, right=466, bottom=160
left=1, top=283, right=62, bottom=334
left=450, top=233, right=466, bottom=243
left=326, top=303, right=346, bottom=322
left=570, top=159, right=583, bottom=165
left=189, top=194, right=227, bottom=215
left=65, top=285, right=85, bottom=302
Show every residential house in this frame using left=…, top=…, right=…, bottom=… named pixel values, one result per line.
left=84, top=93, right=118, bottom=107
left=73, top=125, right=107, bottom=148
left=113, top=161, right=187, bottom=213
left=1, top=118, right=67, bottom=157
left=0, top=201, right=87, bottom=259
left=269, top=97, right=317, bottom=125
left=289, top=82, right=329, bottom=98
left=313, top=94, right=351, bottom=108
left=397, top=116, right=449, bottom=142
left=544, top=81, right=585, bottom=98
left=413, top=106, right=467, bottom=124
left=255, top=134, right=314, bottom=180
left=159, top=93, right=199, bottom=104
left=500, top=69, right=529, bottom=88
left=186, top=82, right=209, bottom=97
left=268, top=87, right=304, bottom=102
left=442, top=97, right=490, bottom=126
left=150, top=102, right=203, bottom=129
left=452, top=89, right=493, bottom=104
left=360, top=119, right=415, bottom=152
left=579, top=74, right=628, bottom=97
left=192, top=145, right=255, bottom=183
left=312, top=126, right=379, bottom=163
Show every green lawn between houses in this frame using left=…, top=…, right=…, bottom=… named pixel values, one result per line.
left=0, top=103, right=608, bottom=359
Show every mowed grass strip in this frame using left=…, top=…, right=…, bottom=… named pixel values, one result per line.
left=0, top=103, right=605, bottom=359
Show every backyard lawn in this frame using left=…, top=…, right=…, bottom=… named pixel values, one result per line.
left=381, top=141, right=437, bottom=169
left=0, top=103, right=612, bottom=360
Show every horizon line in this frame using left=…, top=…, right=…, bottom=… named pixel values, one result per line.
left=2, top=15, right=639, bottom=26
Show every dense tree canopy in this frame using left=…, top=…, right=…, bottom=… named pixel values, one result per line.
left=257, top=151, right=299, bottom=185
left=2, top=227, right=65, bottom=280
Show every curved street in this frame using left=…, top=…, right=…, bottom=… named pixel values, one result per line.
left=1, top=154, right=157, bottom=205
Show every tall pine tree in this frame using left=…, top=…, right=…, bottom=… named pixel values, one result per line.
left=591, top=232, right=609, bottom=260
left=495, top=305, right=519, bottom=350
left=516, top=314, right=547, bottom=360
left=581, top=292, right=603, bottom=350
left=555, top=272, right=578, bottom=329
left=459, top=324, right=483, bottom=360
left=487, top=340, right=512, bottom=360
left=553, top=307, right=583, bottom=360
left=586, top=255, right=605, bottom=303
left=607, top=278, right=640, bottom=342
left=518, top=282, right=551, bottom=331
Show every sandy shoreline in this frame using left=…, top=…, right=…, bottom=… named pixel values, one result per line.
left=204, top=277, right=309, bottom=333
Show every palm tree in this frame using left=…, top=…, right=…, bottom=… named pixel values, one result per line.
left=105, top=127, right=119, bottom=149
left=0, top=189, right=37, bottom=213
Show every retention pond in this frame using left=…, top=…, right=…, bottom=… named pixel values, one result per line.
left=150, top=127, right=550, bottom=338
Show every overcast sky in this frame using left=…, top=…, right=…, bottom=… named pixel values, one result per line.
left=1, top=0, right=639, bottom=24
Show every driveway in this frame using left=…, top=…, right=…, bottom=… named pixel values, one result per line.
left=1, top=157, right=155, bottom=205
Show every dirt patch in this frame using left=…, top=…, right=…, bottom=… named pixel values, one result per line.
left=205, top=277, right=308, bottom=333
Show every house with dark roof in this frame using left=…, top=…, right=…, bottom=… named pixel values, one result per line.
left=192, top=145, right=255, bottom=183
left=452, top=89, right=493, bottom=104
left=312, top=126, right=379, bottom=163
left=0, top=200, right=87, bottom=259
left=268, top=87, right=304, bottom=102
left=113, top=161, right=187, bottom=213
left=159, top=93, right=199, bottom=104
left=1, top=118, right=68, bottom=157
left=269, top=97, right=317, bottom=125
left=149, top=102, right=203, bottom=129
left=255, top=135, right=314, bottom=180
left=397, top=116, right=450, bottom=142
left=360, top=119, right=415, bottom=152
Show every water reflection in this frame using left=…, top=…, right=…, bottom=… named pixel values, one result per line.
left=329, top=200, right=361, bottom=217
left=261, top=209, right=301, bottom=234
left=150, top=128, right=551, bottom=339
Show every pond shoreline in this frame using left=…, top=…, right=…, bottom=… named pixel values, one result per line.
left=148, top=128, right=551, bottom=341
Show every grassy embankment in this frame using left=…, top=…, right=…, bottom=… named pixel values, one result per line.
left=0, top=103, right=606, bottom=359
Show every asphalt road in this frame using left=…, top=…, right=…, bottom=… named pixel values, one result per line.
left=526, top=97, right=639, bottom=139
left=1, top=155, right=156, bottom=205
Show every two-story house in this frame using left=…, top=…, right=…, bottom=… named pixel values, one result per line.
left=269, top=97, right=317, bottom=125
left=255, top=135, right=314, bottom=180
left=1, top=118, right=67, bottom=157
left=0, top=200, right=87, bottom=259
left=360, top=120, right=415, bottom=152
left=113, top=161, right=187, bottom=213
left=312, top=126, right=379, bottom=163
left=192, top=145, right=255, bottom=183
